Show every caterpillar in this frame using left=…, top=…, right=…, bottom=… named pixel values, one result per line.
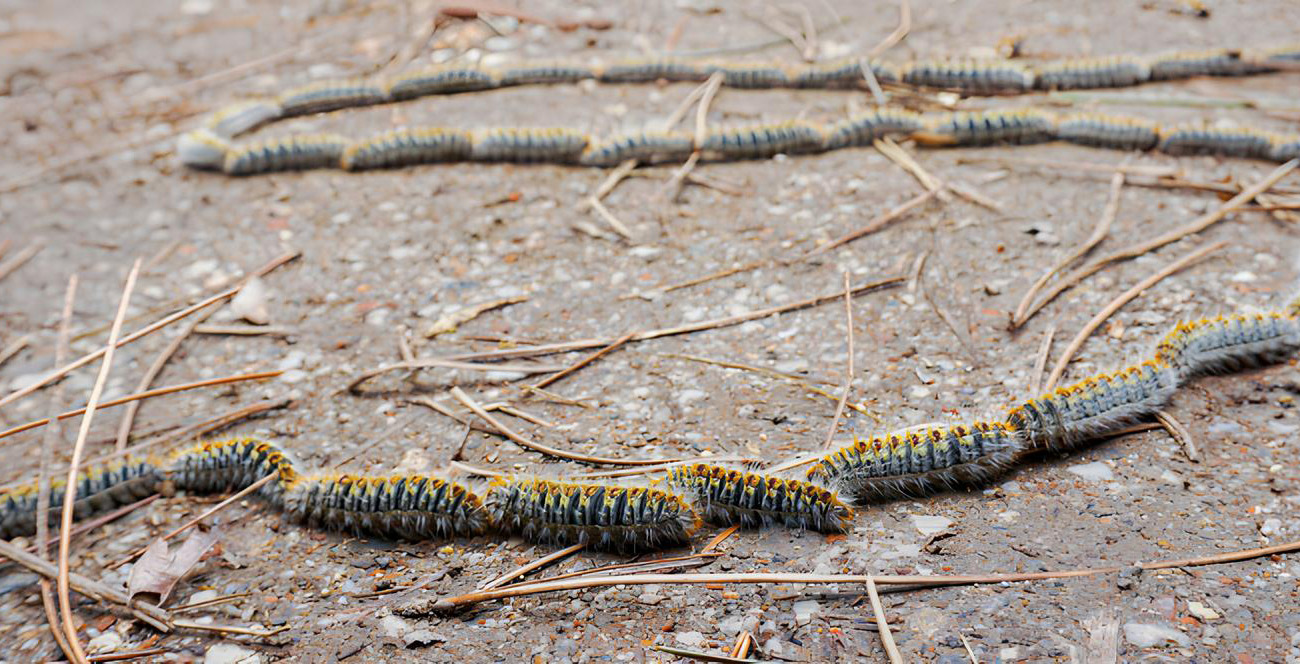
left=277, top=80, right=388, bottom=117
left=698, top=121, right=825, bottom=160
left=578, top=130, right=696, bottom=167
left=822, top=108, right=924, bottom=149
left=1146, top=48, right=1268, bottom=81
left=0, top=458, right=161, bottom=540
left=340, top=127, right=473, bottom=170
left=221, top=134, right=349, bottom=176
left=204, top=100, right=283, bottom=138
left=282, top=474, right=488, bottom=539
left=1157, top=124, right=1277, bottom=160
left=661, top=463, right=853, bottom=533
left=485, top=477, right=700, bottom=553
left=1155, top=312, right=1300, bottom=380
left=900, top=59, right=1036, bottom=92
left=706, top=61, right=792, bottom=88
left=1007, top=361, right=1179, bottom=451
left=387, top=66, right=500, bottom=100
left=596, top=57, right=709, bottom=83
left=495, top=61, right=597, bottom=87
left=1054, top=112, right=1161, bottom=152
left=806, top=421, right=1024, bottom=502
left=1272, top=135, right=1300, bottom=162
left=177, top=129, right=232, bottom=171
left=912, top=109, right=1056, bottom=147
left=468, top=128, right=590, bottom=163
left=1033, top=56, right=1151, bottom=90
left=166, top=438, right=298, bottom=506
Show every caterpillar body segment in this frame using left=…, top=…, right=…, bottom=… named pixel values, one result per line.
left=469, top=128, right=590, bottom=163
left=177, top=129, right=232, bottom=171
left=221, top=134, right=349, bottom=175
left=1157, top=124, right=1277, bottom=160
left=806, top=422, right=1023, bottom=502
left=578, top=130, right=695, bottom=167
left=282, top=474, right=488, bottom=539
left=705, top=61, right=792, bottom=88
left=1007, top=361, right=1178, bottom=450
left=699, top=121, right=825, bottom=160
left=0, top=459, right=162, bottom=540
left=596, top=58, right=709, bottom=83
left=901, top=59, right=1035, bottom=92
left=823, top=108, right=925, bottom=149
left=166, top=438, right=298, bottom=506
left=1256, top=44, right=1300, bottom=65
left=486, top=477, right=700, bottom=553
left=1155, top=313, right=1300, bottom=380
left=494, top=61, right=597, bottom=86
left=341, top=128, right=473, bottom=170
left=204, top=100, right=283, bottom=138
left=914, top=109, right=1056, bottom=147
left=1146, top=48, right=1269, bottom=80
left=386, top=66, right=499, bottom=99
left=1270, top=134, right=1300, bottom=162
left=1033, top=56, right=1151, bottom=90
left=277, top=80, right=388, bottom=117
left=1054, top=113, right=1160, bottom=151
left=662, top=463, right=853, bottom=533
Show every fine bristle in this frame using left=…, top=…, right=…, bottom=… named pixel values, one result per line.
left=165, top=437, right=298, bottom=506
left=0, top=458, right=162, bottom=539
left=282, top=473, right=488, bottom=539
left=663, top=463, right=854, bottom=533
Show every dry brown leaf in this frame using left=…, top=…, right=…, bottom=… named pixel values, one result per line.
left=422, top=295, right=528, bottom=338
left=127, top=530, right=218, bottom=605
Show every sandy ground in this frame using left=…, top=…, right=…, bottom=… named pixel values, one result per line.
left=1, top=0, right=1299, bottom=662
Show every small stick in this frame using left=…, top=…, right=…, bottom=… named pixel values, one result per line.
left=1015, top=160, right=1296, bottom=328
left=451, top=387, right=673, bottom=466
left=172, top=591, right=252, bottom=613
left=114, top=302, right=220, bottom=451
left=503, top=551, right=725, bottom=590
left=1028, top=324, right=1056, bottom=397
left=822, top=273, right=855, bottom=451
left=0, top=334, right=31, bottom=370
left=0, top=241, right=43, bottom=283
left=875, top=137, right=943, bottom=192
left=0, top=371, right=284, bottom=441
left=1156, top=410, right=1198, bottom=462
left=866, top=576, right=903, bottom=664
left=480, top=543, right=585, bottom=591
left=800, top=189, right=938, bottom=259
left=531, top=330, right=636, bottom=390
left=169, top=619, right=288, bottom=638
left=954, top=155, right=1178, bottom=178
left=651, top=645, right=756, bottom=663
left=448, top=460, right=506, bottom=478
left=58, top=259, right=141, bottom=663
left=730, top=632, right=754, bottom=659
left=494, top=405, right=554, bottom=428
left=38, top=275, right=78, bottom=661
left=587, top=198, right=635, bottom=240
left=346, top=359, right=565, bottom=394
left=192, top=324, right=294, bottom=336
left=1045, top=242, right=1223, bottom=391
left=622, top=261, right=763, bottom=300
left=576, top=456, right=747, bottom=480
left=1014, top=166, right=1126, bottom=325
left=88, top=648, right=169, bottom=662
left=664, top=72, right=724, bottom=202
left=108, top=472, right=279, bottom=570
left=0, top=249, right=300, bottom=409
left=860, top=57, right=888, bottom=106
left=959, top=634, right=979, bottom=664
left=701, top=525, right=741, bottom=553
left=867, top=0, right=911, bottom=57
left=33, top=495, right=161, bottom=554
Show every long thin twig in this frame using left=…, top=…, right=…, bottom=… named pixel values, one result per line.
left=1015, top=166, right=1126, bottom=324
left=1029, top=324, right=1056, bottom=397
left=451, top=387, right=671, bottom=466
left=531, top=331, right=636, bottom=390
left=621, top=261, right=763, bottom=301
left=114, top=302, right=221, bottom=450
left=800, top=189, right=938, bottom=259
left=58, top=259, right=141, bottom=664
left=866, top=576, right=904, bottom=664
left=38, top=276, right=78, bottom=661
left=0, top=249, right=300, bottom=408
left=0, top=241, right=43, bottom=283
left=0, top=334, right=32, bottom=370
left=664, top=72, right=725, bottom=201
left=1045, top=242, right=1223, bottom=390
left=346, top=359, right=565, bottom=394
left=867, top=0, right=911, bottom=57
left=1156, top=410, right=1198, bottom=462
left=480, top=543, right=586, bottom=591
left=0, top=371, right=284, bottom=441
left=1014, top=160, right=1296, bottom=328
left=822, top=273, right=855, bottom=450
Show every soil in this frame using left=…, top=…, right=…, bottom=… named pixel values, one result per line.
left=1, top=0, right=1298, bottom=662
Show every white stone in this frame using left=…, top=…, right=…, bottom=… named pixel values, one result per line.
left=677, top=389, right=708, bottom=405
left=1187, top=602, right=1220, bottom=621
left=911, top=514, right=953, bottom=535
left=1067, top=461, right=1114, bottom=482
left=675, top=631, right=706, bottom=647
left=204, top=643, right=262, bottom=664
left=380, top=614, right=410, bottom=639
left=793, top=600, right=820, bottom=626
left=86, top=631, right=123, bottom=654
left=1261, top=518, right=1283, bottom=537
left=1123, top=623, right=1190, bottom=648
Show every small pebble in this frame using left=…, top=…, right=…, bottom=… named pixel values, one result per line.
left=1123, top=623, right=1190, bottom=648
left=1067, top=461, right=1114, bottom=482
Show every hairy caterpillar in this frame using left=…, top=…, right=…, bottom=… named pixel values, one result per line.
left=1146, top=48, right=1268, bottom=80
left=1157, top=124, right=1277, bottom=160
left=495, top=61, right=597, bottom=87
left=177, top=129, right=232, bottom=171
left=166, top=438, right=298, bottom=506
left=1271, top=134, right=1300, bottom=162
left=0, top=459, right=161, bottom=540
left=578, top=130, right=695, bottom=167
left=486, top=477, right=700, bottom=553
left=1033, top=56, right=1151, bottom=90
left=204, top=100, right=283, bottom=138
left=662, top=463, right=853, bottom=533
left=706, top=61, right=791, bottom=88
left=806, top=422, right=1023, bottom=502
left=222, top=134, right=349, bottom=175
left=1155, top=313, right=1300, bottom=380
left=340, top=128, right=473, bottom=170
left=822, top=108, right=925, bottom=149
left=468, top=128, right=590, bottom=163
left=387, top=66, right=500, bottom=100
left=699, top=121, right=825, bottom=160
left=277, top=80, right=388, bottom=117
left=900, top=59, right=1036, bottom=92
left=913, top=109, right=1056, bottom=147
left=1054, top=112, right=1161, bottom=151
left=596, top=58, right=709, bottom=83
left=1007, top=361, right=1178, bottom=450
left=282, top=474, right=488, bottom=539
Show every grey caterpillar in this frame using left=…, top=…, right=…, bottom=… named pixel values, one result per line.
left=900, top=59, right=1036, bottom=93
left=221, top=134, right=349, bottom=175
left=699, top=121, right=825, bottom=160
left=1054, top=113, right=1160, bottom=152
left=341, top=128, right=473, bottom=170
left=282, top=474, right=489, bottom=539
left=277, top=80, right=388, bottom=117
left=387, top=66, right=500, bottom=100
left=1033, top=56, right=1151, bottom=90
left=662, top=463, right=854, bottom=533
left=0, top=458, right=161, bottom=540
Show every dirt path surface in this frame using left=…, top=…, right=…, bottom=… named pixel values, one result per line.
left=2, top=1, right=1299, bottom=661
